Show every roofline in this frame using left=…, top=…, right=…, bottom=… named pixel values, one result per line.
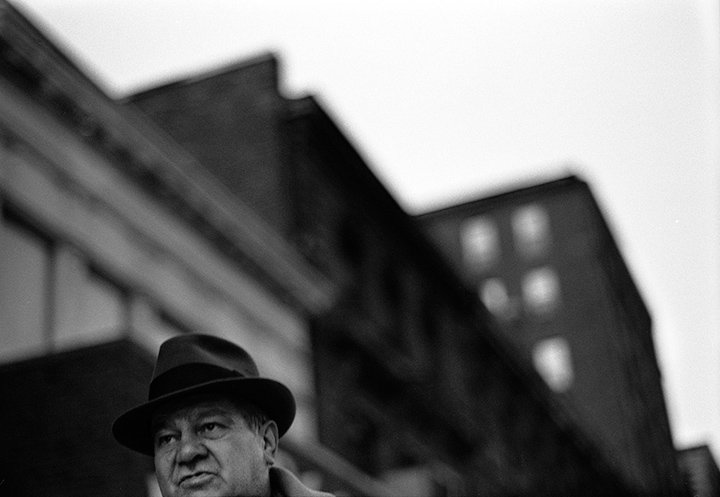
left=124, top=51, right=281, bottom=101
left=1, top=0, right=112, bottom=94
left=286, top=95, right=477, bottom=303
left=0, top=5, right=335, bottom=314
left=415, top=174, right=586, bottom=220
left=415, top=174, right=651, bottom=317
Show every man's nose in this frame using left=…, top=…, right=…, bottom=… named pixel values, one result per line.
left=176, top=433, right=208, bottom=463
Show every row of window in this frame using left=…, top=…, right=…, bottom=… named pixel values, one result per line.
left=0, top=208, right=184, bottom=362
left=480, top=266, right=561, bottom=319
left=477, top=262, right=571, bottom=393
left=461, top=203, right=551, bottom=270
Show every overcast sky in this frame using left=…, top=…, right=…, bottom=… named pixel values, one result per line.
left=12, top=0, right=720, bottom=458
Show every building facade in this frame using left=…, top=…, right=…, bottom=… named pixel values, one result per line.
left=416, top=176, right=683, bottom=495
left=127, top=57, right=638, bottom=495
left=0, top=3, right=396, bottom=496
left=678, top=445, right=720, bottom=497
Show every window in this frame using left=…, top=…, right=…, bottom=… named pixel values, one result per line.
left=68, top=269, right=127, bottom=342
left=79, top=271, right=127, bottom=334
left=0, top=213, right=52, bottom=360
left=522, top=267, right=560, bottom=314
left=480, top=278, right=512, bottom=318
left=532, top=337, right=573, bottom=392
left=382, top=466, right=439, bottom=497
left=461, top=216, right=499, bottom=270
left=512, top=204, right=550, bottom=258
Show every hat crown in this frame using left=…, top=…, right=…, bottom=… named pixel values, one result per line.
left=149, top=334, right=259, bottom=400
left=113, top=333, right=296, bottom=455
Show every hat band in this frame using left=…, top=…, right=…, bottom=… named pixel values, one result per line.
left=148, top=363, right=242, bottom=400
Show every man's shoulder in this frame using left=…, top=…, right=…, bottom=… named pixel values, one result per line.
left=270, top=466, right=336, bottom=497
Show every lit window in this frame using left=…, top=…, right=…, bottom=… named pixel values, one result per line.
left=522, top=267, right=560, bottom=314
left=532, top=337, right=573, bottom=392
left=461, top=216, right=499, bottom=270
left=512, top=204, right=550, bottom=258
left=480, top=278, right=511, bottom=317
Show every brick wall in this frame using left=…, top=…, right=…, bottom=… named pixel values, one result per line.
left=126, top=54, right=291, bottom=234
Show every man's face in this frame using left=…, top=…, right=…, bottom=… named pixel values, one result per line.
left=152, top=394, right=277, bottom=497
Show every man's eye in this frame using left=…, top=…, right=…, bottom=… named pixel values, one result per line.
left=199, top=422, right=227, bottom=437
left=201, top=422, right=219, bottom=433
left=155, top=433, right=176, bottom=447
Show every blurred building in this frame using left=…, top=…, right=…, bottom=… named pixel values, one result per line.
left=678, top=445, right=720, bottom=497
left=0, top=1, right=679, bottom=495
left=416, top=176, right=683, bottom=495
left=126, top=54, right=635, bottom=496
left=0, top=2, right=380, bottom=496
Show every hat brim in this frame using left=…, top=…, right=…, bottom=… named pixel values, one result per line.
left=112, top=377, right=296, bottom=456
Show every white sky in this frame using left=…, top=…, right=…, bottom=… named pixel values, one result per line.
left=11, top=0, right=720, bottom=459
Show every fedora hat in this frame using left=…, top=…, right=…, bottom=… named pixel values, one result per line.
left=112, top=333, right=296, bottom=456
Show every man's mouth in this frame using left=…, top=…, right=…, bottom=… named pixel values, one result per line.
left=179, top=472, right=215, bottom=487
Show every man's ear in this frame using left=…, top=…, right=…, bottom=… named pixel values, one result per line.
left=260, top=420, right=279, bottom=466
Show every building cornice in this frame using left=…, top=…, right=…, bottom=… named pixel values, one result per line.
left=0, top=0, right=335, bottom=315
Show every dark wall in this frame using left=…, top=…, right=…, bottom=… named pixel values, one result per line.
left=416, top=177, right=682, bottom=494
left=0, top=339, right=154, bottom=497
left=126, top=54, right=292, bottom=234
left=285, top=105, right=631, bottom=496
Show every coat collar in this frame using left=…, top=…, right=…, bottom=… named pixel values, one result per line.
left=270, top=466, right=335, bottom=497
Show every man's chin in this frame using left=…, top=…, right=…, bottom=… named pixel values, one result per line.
left=172, top=474, right=222, bottom=497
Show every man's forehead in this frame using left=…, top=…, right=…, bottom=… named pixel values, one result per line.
left=151, top=394, right=238, bottom=427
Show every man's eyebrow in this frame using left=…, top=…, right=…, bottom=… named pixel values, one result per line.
left=151, top=405, right=235, bottom=431
left=194, top=407, right=235, bottom=419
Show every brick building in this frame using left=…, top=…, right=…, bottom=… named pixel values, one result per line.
left=127, top=55, right=636, bottom=495
left=416, top=176, right=683, bottom=495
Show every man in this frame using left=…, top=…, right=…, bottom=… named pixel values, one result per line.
left=113, top=333, right=334, bottom=497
